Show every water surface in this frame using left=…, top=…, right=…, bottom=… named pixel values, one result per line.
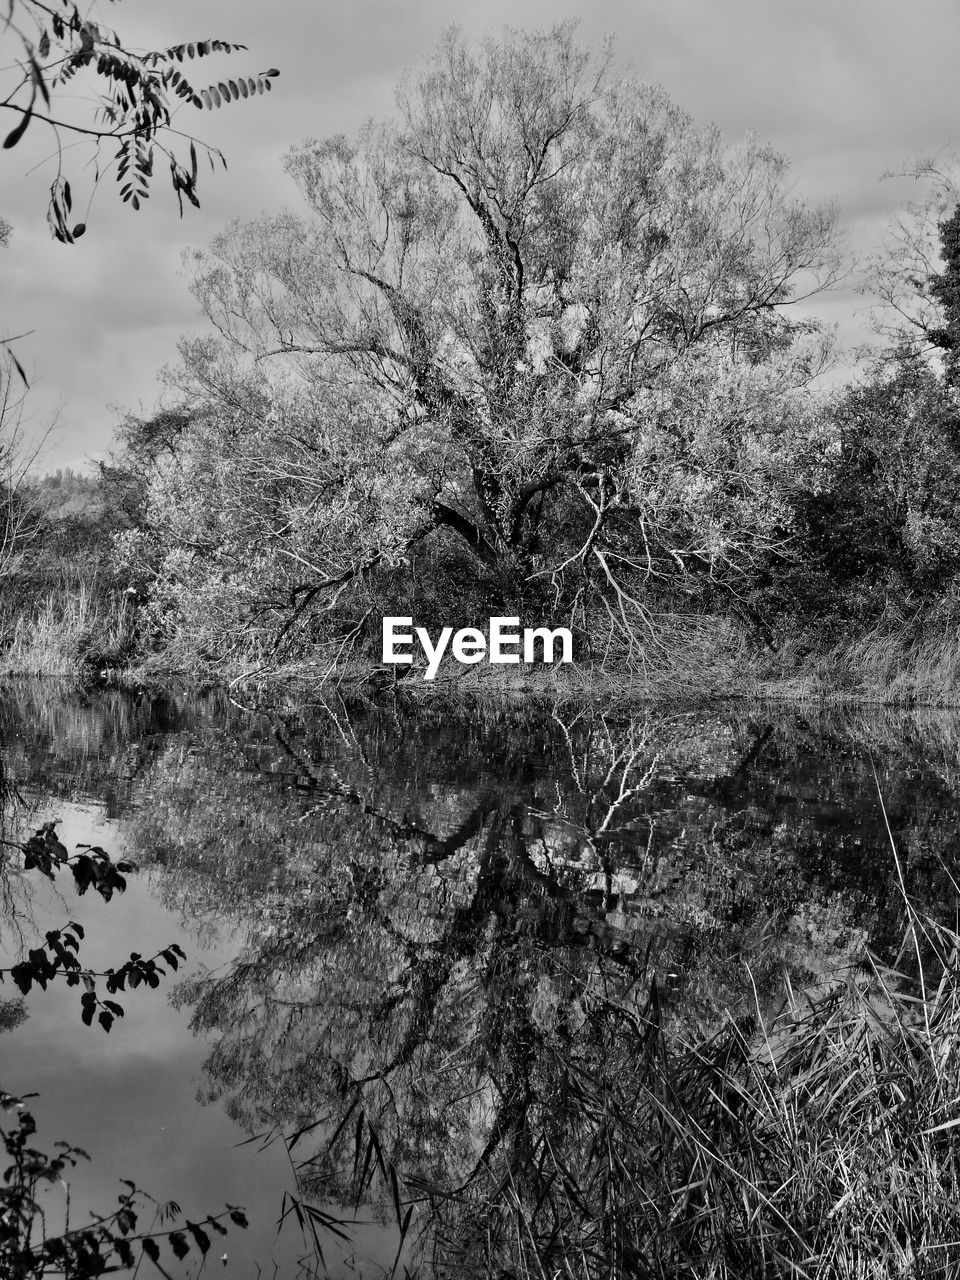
left=3, top=681, right=960, bottom=1276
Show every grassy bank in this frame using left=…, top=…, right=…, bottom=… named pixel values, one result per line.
left=0, top=586, right=136, bottom=678
left=212, top=615, right=960, bottom=708
left=6, top=606, right=960, bottom=708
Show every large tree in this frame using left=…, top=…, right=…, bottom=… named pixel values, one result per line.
left=122, top=24, right=840, bottom=666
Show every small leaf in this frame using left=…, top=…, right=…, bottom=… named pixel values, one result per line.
left=187, top=1221, right=211, bottom=1254
left=29, top=55, right=51, bottom=106
left=169, top=1231, right=189, bottom=1260
left=11, top=965, right=32, bottom=995
left=7, top=346, right=29, bottom=387
left=4, top=106, right=33, bottom=150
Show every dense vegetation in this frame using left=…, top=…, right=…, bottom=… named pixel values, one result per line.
left=4, top=24, right=960, bottom=694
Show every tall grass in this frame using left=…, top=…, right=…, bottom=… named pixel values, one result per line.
left=425, top=913, right=960, bottom=1278
left=760, top=617, right=960, bottom=706
left=310, top=883, right=960, bottom=1278
left=299, top=614, right=960, bottom=706
left=0, top=584, right=134, bottom=675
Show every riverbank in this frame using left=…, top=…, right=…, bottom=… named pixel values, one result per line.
left=6, top=603, right=960, bottom=707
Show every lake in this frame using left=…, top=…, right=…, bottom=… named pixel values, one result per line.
left=3, top=680, right=960, bottom=1277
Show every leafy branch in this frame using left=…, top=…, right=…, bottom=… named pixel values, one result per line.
left=1, top=1, right=280, bottom=239
left=0, top=920, right=186, bottom=1031
left=1, top=819, right=248, bottom=1275
left=0, top=822, right=185, bottom=1029
left=1, top=1090, right=247, bottom=1277
left=7, top=820, right=135, bottom=899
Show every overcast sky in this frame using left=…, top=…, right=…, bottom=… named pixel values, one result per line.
left=3, top=0, right=959, bottom=471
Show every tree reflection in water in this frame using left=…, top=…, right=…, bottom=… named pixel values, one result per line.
left=6, top=683, right=960, bottom=1274
left=107, top=693, right=957, bottom=1274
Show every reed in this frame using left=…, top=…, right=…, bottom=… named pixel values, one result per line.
left=423, top=901, right=960, bottom=1277
left=0, top=585, right=135, bottom=675
left=309, top=853, right=960, bottom=1279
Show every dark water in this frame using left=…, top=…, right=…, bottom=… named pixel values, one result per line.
left=3, top=681, right=960, bottom=1277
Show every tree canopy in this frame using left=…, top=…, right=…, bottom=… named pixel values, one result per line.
left=113, top=23, right=842, bottom=669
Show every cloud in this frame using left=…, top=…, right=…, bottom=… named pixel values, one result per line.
left=3, top=0, right=959, bottom=467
